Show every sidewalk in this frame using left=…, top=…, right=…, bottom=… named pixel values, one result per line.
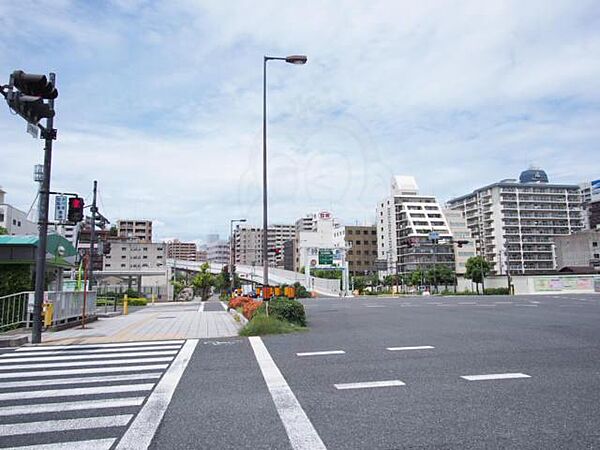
left=37, top=299, right=241, bottom=345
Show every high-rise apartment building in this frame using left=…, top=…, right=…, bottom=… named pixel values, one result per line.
left=447, top=168, right=584, bottom=274
left=166, top=240, right=197, bottom=261
left=117, top=220, right=153, bottom=242
left=206, top=240, right=230, bottom=265
left=377, top=176, right=454, bottom=275
left=234, top=224, right=295, bottom=267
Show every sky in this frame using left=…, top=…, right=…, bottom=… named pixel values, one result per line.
left=1, top=0, right=599, bottom=242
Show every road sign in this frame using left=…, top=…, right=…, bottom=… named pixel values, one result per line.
left=54, top=195, right=67, bottom=222
left=428, top=231, right=439, bottom=241
left=318, top=249, right=333, bottom=265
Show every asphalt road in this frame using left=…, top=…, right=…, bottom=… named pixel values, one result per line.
left=0, top=293, right=598, bottom=449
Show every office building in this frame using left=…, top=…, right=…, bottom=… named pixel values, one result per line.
left=334, top=225, right=378, bottom=276
left=0, top=188, right=37, bottom=235
left=166, top=240, right=197, bottom=261
left=447, top=167, right=584, bottom=274
left=377, top=176, right=454, bottom=275
left=103, top=242, right=165, bottom=270
left=297, top=212, right=342, bottom=270
left=117, top=219, right=153, bottom=242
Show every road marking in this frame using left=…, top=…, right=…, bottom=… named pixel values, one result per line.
left=9, top=438, right=116, bottom=450
left=461, top=373, right=531, bottom=381
left=249, top=336, right=326, bottom=450
left=0, top=414, right=132, bottom=436
left=334, top=380, right=405, bottom=390
left=116, top=339, right=198, bottom=450
left=297, top=350, right=345, bottom=356
left=198, top=302, right=205, bottom=313
left=0, top=372, right=162, bottom=389
left=0, top=397, right=145, bottom=416
left=0, top=350, right=178, bottom=363
left=0, top=356, right=174, bottom=370
left=2, top=345, right=182, bottom=357
left=17, top=340, right=185, bottom=351
left=0, top=363, right=169, bottom=379
left=386, top=346, right=434, bottom=351
left=516, top=304, right=538, bottom=307
left=365, top=305, right=385, bottom=308
left=530, top=301, right=540, bottom=304
left=494, top=301, right=513, bottom=304
left=458, top=302, right=476, bottom=305
left=0, top=383, right=155, bottom=401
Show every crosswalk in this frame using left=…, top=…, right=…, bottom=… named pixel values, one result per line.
left=0, top=339, right=187, bottom=449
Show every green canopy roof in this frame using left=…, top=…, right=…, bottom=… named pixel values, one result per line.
left=0, top=234, right=77, bottom=257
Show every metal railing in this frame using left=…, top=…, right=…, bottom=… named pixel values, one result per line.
left=0, top=292, right=30, bottom=332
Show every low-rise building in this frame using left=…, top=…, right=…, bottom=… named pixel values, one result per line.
left=443, top=209, right=476, bottom=275
left=103, top=241, right=165, bottom=270
left=554, top=230, right=600, bottom=270
left=0, top=187, right=37, bottom=235
left=117, top=219, right=153, bottom=242
left=333, top=225, right=378, bottom=276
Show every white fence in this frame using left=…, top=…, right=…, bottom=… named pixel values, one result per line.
left=0, top=292, right=29, bottom=331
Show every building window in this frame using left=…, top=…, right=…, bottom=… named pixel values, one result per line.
left=122, top=255, right=126, bottom=259
left=348, top=230, right=353, bottom=235
left=12, top=219, right=16, bottom=225
left=121, top=264, right=126, bottom=268
left=593, top=242, right=598, bottom=247
left=105, top=264, right=111, bottom=268
left=17, top=221, right=21, bottom=227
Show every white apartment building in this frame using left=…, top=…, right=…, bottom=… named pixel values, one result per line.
left=447, top=168, right=584, bottom=274
left=443, top=209, right=476, bottom=275
left=0, top=188, right=38, bottom=235
left=206, top=240, right=230, bottom=265
left=377, top=176, right=454, bottom=275
left=103, top=242, right=165, bottom=270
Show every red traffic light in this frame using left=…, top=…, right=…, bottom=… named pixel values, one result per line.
left=68, top=197, right=84, bottom=223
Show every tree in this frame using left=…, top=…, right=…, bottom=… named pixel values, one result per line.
left=465, top=256, right=491, bottom=294
left=0, top=226, right=7, bottom=235
left=0, top=265, right=33, bottom=297
left=437, top=265, right=456, bottom=290
left=409, top=270, right=424, bottom=287
left=191, top=262, right=214, bottom=301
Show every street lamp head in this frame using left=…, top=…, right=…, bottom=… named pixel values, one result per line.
left=285, top=55, right=308, bottom=65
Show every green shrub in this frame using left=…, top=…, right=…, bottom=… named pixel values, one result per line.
left=293, top=282, right=311, bottom=298
left=239, top=314, right=305, bottom=336
left=265, top=297, right=306, bottom=326
left=126, top=298, right=148, bottom=306
left=484, top=287, right=510, bottom=295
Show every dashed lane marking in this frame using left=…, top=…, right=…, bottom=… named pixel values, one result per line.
left=297, top=350, right=345, bottom=357
left=461, top=373, right=531, bottom=381
left=386, top=346, right=434, bottom=351
left=335, top=380, right=406, bottom=390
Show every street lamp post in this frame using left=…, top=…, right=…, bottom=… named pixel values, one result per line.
left=230, top=218, right=246, bottom=295
left=262, top=54, right=307, bottom=296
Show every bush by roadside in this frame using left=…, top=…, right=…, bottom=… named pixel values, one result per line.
left=439, top=288, right=510, bottom=296
left=259, top=297, right=306, bottom=326
left=239, top=314, right=305, bottom=336
left=96, top=297, right=148, bottom=307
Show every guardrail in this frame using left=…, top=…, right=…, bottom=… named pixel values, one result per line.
left=0, top=292, right=30, bottom=332
left=38, top=291, right=97, bottom=327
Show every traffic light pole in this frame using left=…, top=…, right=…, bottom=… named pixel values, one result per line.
left=32, top=73, right=56, bottom=344
left=88, top=180, right=97, bottom=291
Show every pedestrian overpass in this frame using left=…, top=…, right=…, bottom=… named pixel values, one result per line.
left=166, top=259, right=343, bottom=297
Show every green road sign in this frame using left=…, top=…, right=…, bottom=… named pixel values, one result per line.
left=318, top=249, right=334, bottom=265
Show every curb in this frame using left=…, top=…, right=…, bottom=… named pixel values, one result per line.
left=227, top=307, right=249, bottom=326
left=0, top=336, right=28, bottom=347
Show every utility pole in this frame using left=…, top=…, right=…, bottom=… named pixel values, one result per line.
left=31, top=73, right=57, bottom=344
left=87, top=180, right=97, bottom=291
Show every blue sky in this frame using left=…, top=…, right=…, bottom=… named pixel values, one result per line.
left=1, top=0, right=599, bottom=242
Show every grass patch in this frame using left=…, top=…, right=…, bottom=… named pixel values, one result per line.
left=239, top=314, right=306, bottom=336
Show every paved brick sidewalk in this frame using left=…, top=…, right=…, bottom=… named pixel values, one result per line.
left=38, top=300, right=240, bottom=345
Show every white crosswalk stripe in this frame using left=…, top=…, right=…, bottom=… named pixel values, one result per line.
left=0, top=340, right=185, bottom=449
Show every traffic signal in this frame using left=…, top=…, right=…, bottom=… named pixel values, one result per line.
left=3, top=70, right=57, bottom=125
left=12, top=71, right=58, bottom=99
left=102, top=242, right=111, bottom=255
left=67, top=197, right=84, bottom=223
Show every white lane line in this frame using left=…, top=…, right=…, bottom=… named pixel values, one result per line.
left=0, top=372, right=162, bottom=389
left=9, top=438, right=116, bottom=450
left=461, top=373, right=531, bottom=381
left=530, top=301, right=540, bottom=304
left=458, top=302, right=476, bottom=305
left=2, top=345, right=182, bottom=357
left=198, top=302, right=205, bottom=313
left=0, top=414, right=132, bottom=436
left=296, top=350, right=345, bottom=357
left=334, top=380, right=405, bottom=390
left=365, top=305, right=385, bottom=308
left=17, top=340, right=185, bottom=351
left=116, top=339, right=198, bottom=450
left=494, top=301, right=513, bottom=304
left=386, top=346, right=434, bottom=351
left=0, top=364, right=168, bottom=379
left=0, top=383, right=155, bottom=401
left=249, top=336, right=326, bottom=450
left=0, top=397, right=144, bottom=416
left=0, top=357, right=174, bottom=371
left=0, top=350, right=178, bottom=364
left=516, top=304, right=538, bottom=307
